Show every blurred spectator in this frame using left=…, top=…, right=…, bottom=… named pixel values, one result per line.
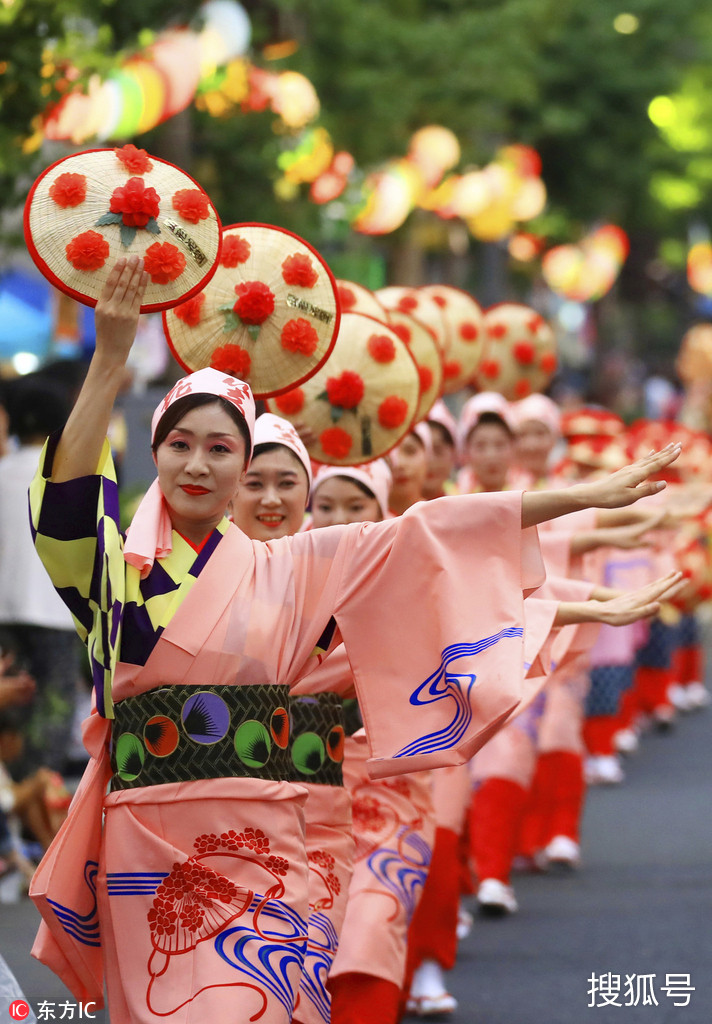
left=0, top=379, right=81, bottom=774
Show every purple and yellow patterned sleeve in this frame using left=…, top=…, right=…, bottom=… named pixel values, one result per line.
left=29, top=432, right=125, bottom=718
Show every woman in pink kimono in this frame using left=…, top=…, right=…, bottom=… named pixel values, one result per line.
left=29, top=259, right=682, bottom=1024
left=231, top=414, right=354, bottom=1024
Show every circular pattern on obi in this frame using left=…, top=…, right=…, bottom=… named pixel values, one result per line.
left=326, top=725, right=345, bottom=763
left=163, top=222, right=340, bottom=399
left=181, top=691, right=230, bottom=745
left=23, top=147, right=222, bottom=312
left=270, top=707, right=290, bottom=749
left=115, top=732, right=145, bottom=781
left=143, top=715, right=180, bottom=758
left=291, top=732, right=326, bottom=776
left=234, top=720, right=273, bottom=768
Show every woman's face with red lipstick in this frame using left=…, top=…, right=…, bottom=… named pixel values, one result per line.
left=155, top=404, right=247, bottom=542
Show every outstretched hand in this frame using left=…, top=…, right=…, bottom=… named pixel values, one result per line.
left=93, top=257, right=149, bottom=369
left=595, top=571, right=684, bottom=626
left=582, top=444, right=682, bottom=509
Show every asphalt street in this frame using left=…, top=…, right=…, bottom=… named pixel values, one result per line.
left=1, top=700, right=710, bottom=1024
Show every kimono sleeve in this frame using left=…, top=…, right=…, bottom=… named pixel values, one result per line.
left=29, top=432, right=125, bottom=718
left=332, top=491, right=545, bottom=778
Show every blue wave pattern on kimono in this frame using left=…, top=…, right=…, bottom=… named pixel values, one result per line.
left=395, top=627, right=524, bottom=758
left=105, top=871, right=169, bottom=896
left=47, top=860, right=101, bottom=947
left=299, top=911, right=339, bottom=1023
left=215, top=895, right=308, bottom=1015
left=366, top=826, right=432, bottom=922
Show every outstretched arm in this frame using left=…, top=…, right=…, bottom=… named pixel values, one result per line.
left=51, top=257, right=148, bottom=483
left=554, top=571, right=683, bottom=627
left=521, top=444, right=682, bottom=529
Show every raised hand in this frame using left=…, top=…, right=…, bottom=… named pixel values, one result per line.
left=582, top=444, right=682, bottom=509
left=93, top=256, right=149, bottom=370
left=594, top=571, right=684, bottom=626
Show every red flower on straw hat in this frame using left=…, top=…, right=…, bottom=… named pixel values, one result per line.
left=114, top=144, right=153, bottom=174
left=282, top=253, right=318, bottom=288
left=109, top=177, right=160, bottom=227
left=515, top=379, right=532, bottom=398
left=233, top=281, right=275, bottom=325
left=443, top=360, right=462, bottom=380
left=480, top=358, right=500, bottom=378
left=540, top=351, right=557, bottom=373
left=391, top=323, right=411, bottom=344
left=65, top=230, right=110, bottom=272
left=488, top=323, right=507, bottom=340
left=320, top=427, right=353, bottom=459
left=281, top=318, right=319, bottom=355
left=211, top=343, right=252, bottom=377
left=49, top=173, right=87, bottom=208
left=326, top=371, right=364, bottom=409
left=274, top=388, right=305, bottom=415
left=172, top=188, right=210, bottom=224
left=174, top=293, right=206, bottom=327
left=221, top=234, right=251, bottom=267
left=378, top=396, right=409, bottom=429
left=418, top=366, right=433, bottom=392
left=513, top=340, right=536, bottom=365
left=460, top=322, right=479, bottom=341
left=338, top=285, right=356, bottom=310
left=143, top=242, right=186, bottom=284
left=367, top=334, right=396, bottom=363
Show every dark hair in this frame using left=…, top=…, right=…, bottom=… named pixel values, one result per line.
left=331, top=475, right=377, bottom=501
left=6, top=380, right=71, bottom=442
left=467, top=411, right=514, bottom=442
left=250, top=441, right=309, bottom=485
left=428, top=421, right=455, bottom=448
left=152, top=393, right=252, bottom=460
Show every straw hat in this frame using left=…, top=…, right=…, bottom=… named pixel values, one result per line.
left=375, top=286, right=448, bottom=351
left=472, top=302, right=557, bottom=400
left=676, top=323, right=712, bottom=383
left=24, top=146, right=222, bottom=312
left=419, top=284, right=485, bottom=394
left=382, top=308, right=443, bottom=422
left=163, top=223, right=340, bottom=398
left=266, top=312, right=420, bottom=465
left=625, top=418, right=710, bottom=484
left=561, top=407, right=625, bottom=440
left=336, top=279, right=387, bottom=318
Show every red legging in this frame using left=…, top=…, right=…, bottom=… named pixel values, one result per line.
left=329, top=972, right=402, bottom=1024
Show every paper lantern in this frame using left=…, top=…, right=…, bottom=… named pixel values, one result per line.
left=408, top=126, right=461, bottom=188
left=199, top=0, right=251, bottom=74
left=353, top=160, right=423, bottom=235
left=150, top=30, right=203, bottom=119
left=272, top=71, right=320, bottom=128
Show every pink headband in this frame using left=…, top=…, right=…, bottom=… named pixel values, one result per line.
left=151, top=366, right=256, bottom=447
left=311, top=459, right=392, bottom=520
left=411, top=420, right=434, bottom=459
left=426, top=399, right=458, bottom=446
left=253, top=412, right=313, bottom=488
left=125, top=368, right=256, bottom=578
left=458, top=391, right=517, bottom=447
left=510, top=394, right=561, bottom=437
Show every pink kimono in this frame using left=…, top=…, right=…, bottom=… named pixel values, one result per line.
left=31, top=482, right=543, bottom=1024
